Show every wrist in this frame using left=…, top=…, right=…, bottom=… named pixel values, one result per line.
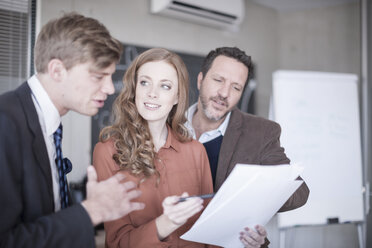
left=155, top=214, right=180, bottom=240
left=81, top=200, right=102, bottom=226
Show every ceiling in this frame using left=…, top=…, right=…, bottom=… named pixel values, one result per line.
left=250, top=0, right=358, bottom=12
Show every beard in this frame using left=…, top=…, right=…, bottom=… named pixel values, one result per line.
left=199, top=88, right=229, bottom=122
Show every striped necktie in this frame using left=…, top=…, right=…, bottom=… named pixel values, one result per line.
left=53, top=123, right=72, bottom=209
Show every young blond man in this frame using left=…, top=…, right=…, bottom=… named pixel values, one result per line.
left=0, top=13, right=144, bottom=247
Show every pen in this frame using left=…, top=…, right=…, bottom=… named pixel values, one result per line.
left=178, top=193, right=215, bottom=202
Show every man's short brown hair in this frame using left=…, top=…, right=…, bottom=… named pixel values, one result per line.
left=34, top=12, right=123, bottom=73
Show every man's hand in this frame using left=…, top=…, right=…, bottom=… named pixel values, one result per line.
left=239, top=225, right=267, bottom=248
left=81, top=166, right=145, bottom=226
left=156, top=192, right=204, bottom=240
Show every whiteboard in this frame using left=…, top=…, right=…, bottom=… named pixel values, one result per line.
left=272, top=70, right=364, bottom=228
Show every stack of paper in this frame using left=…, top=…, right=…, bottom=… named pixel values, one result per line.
left=181, top=163, right=303, bottom=247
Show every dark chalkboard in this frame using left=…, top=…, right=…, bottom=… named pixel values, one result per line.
left=91, top=44, right=204, bottom=152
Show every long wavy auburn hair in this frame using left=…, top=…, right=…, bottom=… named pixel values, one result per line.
left=99, top=48, right=191, bottom=179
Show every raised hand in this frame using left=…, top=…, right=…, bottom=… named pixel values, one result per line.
left=82, top=166, right=145, bottom=225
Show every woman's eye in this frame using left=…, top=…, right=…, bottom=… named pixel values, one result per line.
left=161, top=84, right=171, bottom=90
left=140, top=80, right=148, bottom=86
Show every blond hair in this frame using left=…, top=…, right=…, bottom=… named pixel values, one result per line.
left=34, top=12, right=122, bottom=73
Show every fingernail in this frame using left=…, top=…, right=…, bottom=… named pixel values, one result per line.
left=245, top=227, right=249, bottom=231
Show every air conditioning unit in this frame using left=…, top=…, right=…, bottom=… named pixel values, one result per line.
left=151, top=0, right=245, bottom=30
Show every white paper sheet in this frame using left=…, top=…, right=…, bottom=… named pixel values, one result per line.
left=181, top=163, right=304, bottom=247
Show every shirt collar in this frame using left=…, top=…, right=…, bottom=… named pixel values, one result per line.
left=27, top=75, right=61, bottom=136
left=162, top=125, right=181, bottom=152
left=185, top=102, right=231, bottom=140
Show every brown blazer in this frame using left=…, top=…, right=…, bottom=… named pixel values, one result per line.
left=215, top=107, right=310, bottom=212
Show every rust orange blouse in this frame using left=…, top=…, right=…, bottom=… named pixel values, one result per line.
left=93, top=128, right=215, bottom=248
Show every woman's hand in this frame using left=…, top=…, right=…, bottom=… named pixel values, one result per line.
left=156, top=192, right=204, bottom=240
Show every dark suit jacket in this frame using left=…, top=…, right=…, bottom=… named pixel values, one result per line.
left=0, top=82, right=95, bottom=247
left=215, top=108, right=310, bottom=212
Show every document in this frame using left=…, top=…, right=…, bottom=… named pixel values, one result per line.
left=181, top=163, right=304, bottom=248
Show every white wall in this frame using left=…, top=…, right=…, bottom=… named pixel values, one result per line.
left=38, top=1, right=361, bottom=247
left=279, top=2, right=360, bottom=74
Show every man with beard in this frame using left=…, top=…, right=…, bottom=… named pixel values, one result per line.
left=186, top=47, right=310, bottom=248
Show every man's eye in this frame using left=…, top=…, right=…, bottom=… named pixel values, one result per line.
left=93, top=75, right=103, bottom=81
left=233, top=86, right=242, bottom=92
left=214, top=78, right=222, bottom=82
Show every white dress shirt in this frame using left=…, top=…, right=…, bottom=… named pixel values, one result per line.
left=185, top=102, right=231, bottom=143
left=28, top=75, right=62, bottom=211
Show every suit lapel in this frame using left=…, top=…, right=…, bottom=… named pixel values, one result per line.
left=215, top=108, right=242, bottom=191
left=16, top=82, right=54, bottom=199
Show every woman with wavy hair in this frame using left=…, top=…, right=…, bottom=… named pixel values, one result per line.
left=93, top=48, right=214, bottom=247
